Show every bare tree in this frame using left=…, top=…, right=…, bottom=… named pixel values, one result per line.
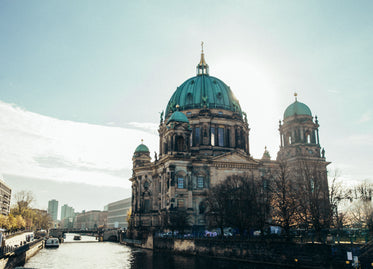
left=295, top=160, right=330, bottom=241
left=270, top=161, right=298, bottom=238
left=204, top=183, right=230, bottom=237
left=348, top=181, right=373, bottom=234
left=12, top=191, right=34, bottom=216
left=205, top=173, right=270, bottom=236
left=166, top=208, right=191, bottom=235
left=328, top=170, right=351, bottom=232
left=11, top=191, right=52, bottom=230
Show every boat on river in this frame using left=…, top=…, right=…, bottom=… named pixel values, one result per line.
left=73, top=235, right=81, bottom=240
left=45, top=238, right=59, bottom=248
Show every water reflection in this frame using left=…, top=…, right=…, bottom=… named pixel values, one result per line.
left=130, top=250, right=280, bottom=269
left=25, top=234, right=283, bottom=269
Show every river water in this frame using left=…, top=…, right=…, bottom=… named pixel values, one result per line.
left=24, top=234, right=280, bottom=269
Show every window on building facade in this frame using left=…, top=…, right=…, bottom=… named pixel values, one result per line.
left=195, top=127, right=200, bottom=145
left=210, top=127, right=215, bottom=146
left=144, top=200, right=150, bottom=212
left=218, top=127, right=224, bottom=146
left=176, top=136, right=184, bottom=152
left=177, top=199, right=185, bottom=208
left=177, top=177, right=184, bottom=189
left=307, top=134, right=311, bottom=143
left=199, top=201, right=206, bottom=214
left=197, top=177, right=204, bottom=188
left=226, top=129, right=230, bottom=147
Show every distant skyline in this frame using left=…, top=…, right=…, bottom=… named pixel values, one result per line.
left=1, top=1, right=372, bottom=210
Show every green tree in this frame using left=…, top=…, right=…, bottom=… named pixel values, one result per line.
left=15, top=215, right=26, bottom=230
left=0, top=215, right=9, bottom=229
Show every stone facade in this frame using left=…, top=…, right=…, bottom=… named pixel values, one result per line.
left=129, top=51, right=329, bottom=233
left=73, top=210, right=107, bottom=230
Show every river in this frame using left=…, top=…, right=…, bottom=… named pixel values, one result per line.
left=24, top=234, right=281, bottom=269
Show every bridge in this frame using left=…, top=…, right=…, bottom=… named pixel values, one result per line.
left=48, top=228, right=120, bottom=242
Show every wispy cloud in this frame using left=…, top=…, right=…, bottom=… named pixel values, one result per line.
left=0, top=100, right=158, bottom=188
left=127, top=122, right=158, bottom=135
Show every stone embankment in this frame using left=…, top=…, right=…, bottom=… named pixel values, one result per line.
left=123, top=235, right=370, bottom=268
left=0, top=238, right=43, bottom=269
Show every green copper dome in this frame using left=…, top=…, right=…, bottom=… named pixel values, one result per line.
left=166, top=75, right=241, bottom=115
left=284, top=100, right=312, bottom=119
left=134, top=143, right=149, bottom=153
left=167, top=111, right=189, bottom=124
left=166, top=50, right=241, bottom=116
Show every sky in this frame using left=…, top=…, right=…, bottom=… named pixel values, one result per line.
left=0, top=0, right=372, bottom=212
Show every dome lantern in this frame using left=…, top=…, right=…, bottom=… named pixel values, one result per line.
left=196, top=42, right=209, bottom=76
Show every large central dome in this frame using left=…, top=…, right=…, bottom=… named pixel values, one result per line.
left=165, top=49, right=241, bottom=116
left=166, top=75, right=242, bottom=116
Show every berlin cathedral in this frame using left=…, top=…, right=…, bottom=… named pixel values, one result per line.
left=129, top=47, right=329, bottom=233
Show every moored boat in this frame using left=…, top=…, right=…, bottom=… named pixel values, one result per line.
left=73, top=235, right=81, bottom=240
left=45, top=238, right=59, bottom=248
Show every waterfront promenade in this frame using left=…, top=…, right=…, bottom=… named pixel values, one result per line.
left=4, top=232, right=34, bottom=248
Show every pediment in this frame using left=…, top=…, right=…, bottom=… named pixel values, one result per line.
left=212, top=151, right=259, bottom=165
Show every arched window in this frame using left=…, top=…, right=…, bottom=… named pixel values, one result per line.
left=288, top=136, right=292, bottom=144
left=176, top=136, right=184, bottom=152
left=307, top=134, right=311, bottom=143
left=199, top=201, right=206, bottom=214
left=210, top=127, right=215, bottom=146
left=144, top=199, right=150, bottom=213
left=197, top=177, right=204, bottom=188
left=177, top=177, right=184, bottom=189
left=218, top=127, right=224, bottom=146
left=195, top=127, right=200, bottom=145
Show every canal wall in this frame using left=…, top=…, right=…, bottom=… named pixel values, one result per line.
left=0, top=239, right=43, bottom=269
left=139, top=236, right=363, bottom=268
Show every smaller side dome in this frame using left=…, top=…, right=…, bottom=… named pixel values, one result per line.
left=134, top=143, right=149, bottom=153
left=167, top=111, right=189, bottom=124
left=284, top=100, right=312, bottom=119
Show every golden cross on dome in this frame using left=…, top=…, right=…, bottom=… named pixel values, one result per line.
left=294, top=92, right=298, bottom=101
left=201, top=41, right=204, bottom=53
left=141, top=139, right=144, bottom=144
